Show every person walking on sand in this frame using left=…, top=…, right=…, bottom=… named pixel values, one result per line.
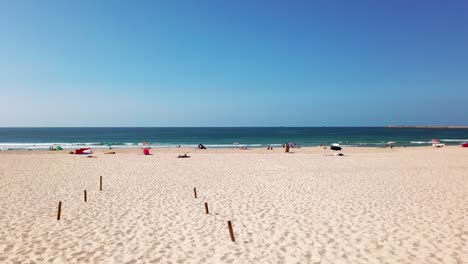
left=285, top=142, right=290, bottom=153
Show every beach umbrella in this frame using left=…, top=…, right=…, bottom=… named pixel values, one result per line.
left=431, top=139, right=440, bottom=144
left=330, top=143, right=342, bottom=151
left=386, top=141, right=396, bottom=145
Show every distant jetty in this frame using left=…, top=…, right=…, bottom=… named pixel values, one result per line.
left=386, top=126, right=468, bottom=129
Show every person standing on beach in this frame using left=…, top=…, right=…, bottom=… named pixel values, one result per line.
left=285, top=142, right=289, bottom=153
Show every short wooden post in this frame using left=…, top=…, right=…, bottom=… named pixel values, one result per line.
left=57, top=202, right=62, bottom=220
left=204, top=202, right=209, bottom=214
left=100, top=176, right=102, bottom=191
left=84, top=190, right=87, bottom=202
left=194, top=187, right=197, bottom=198
left=227, top=220, right=235, bottom=242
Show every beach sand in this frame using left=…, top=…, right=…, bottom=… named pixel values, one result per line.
left=0, top=147, right=466, bottom=263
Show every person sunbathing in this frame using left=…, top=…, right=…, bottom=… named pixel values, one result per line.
left=178, top=153, right=190, bottom=158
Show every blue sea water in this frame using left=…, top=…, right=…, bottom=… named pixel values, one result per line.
left=0, top=127, right=467, bottom=150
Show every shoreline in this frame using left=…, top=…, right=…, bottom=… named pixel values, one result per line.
left=0, top=145, right=463, bottom=155
left=1, top=141, right=467, bottom=152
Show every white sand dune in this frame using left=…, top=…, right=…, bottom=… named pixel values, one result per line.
left=0, top=147, right=466, bottom=263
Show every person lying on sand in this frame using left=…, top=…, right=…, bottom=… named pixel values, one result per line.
left=104, top=151, right=116, bottom=154
left=178, top=153, right=190, bottom=158
left=324, top=153, right=345, bottom=156
left=87, top=156, right=97, bottom=158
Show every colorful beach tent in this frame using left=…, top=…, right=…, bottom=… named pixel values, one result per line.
left=75, top=148, right=92, bottom=154
left=55, top=146, right=63, bottom=150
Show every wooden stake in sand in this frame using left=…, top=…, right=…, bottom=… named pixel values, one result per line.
left=84, top=190, right=87, bottom=202
left=57, top=202, right=62, bottom=220
left=227, top=221, right=235, bottom=242
left=194, top=187, right=197, bottom=198
left=204, top=202, right=209, bottom=214
left=100, top=176, right=102, bottom=191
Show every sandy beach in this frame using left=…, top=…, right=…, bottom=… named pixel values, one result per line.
left=0, top=146, right=466, bottom=263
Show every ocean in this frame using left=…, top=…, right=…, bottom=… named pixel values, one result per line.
left=0, top=127, right=467, bottom=150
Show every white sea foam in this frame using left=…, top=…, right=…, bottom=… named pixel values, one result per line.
left=410, top=141, right=430, bottom=144
left=440, top=139, right=468, bottom=142
left=357, top=142, right=386, bottom=145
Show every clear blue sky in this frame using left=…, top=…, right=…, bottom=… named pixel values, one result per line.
left=1, top=0, right=467, bottom=127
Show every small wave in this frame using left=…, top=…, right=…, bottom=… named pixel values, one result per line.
left=357, top=142, right=386, bottom=145
left=410, top=141, right=430, bottom=144
left=440, top=139, right=468, bottom=142
left=269, top=144, right=283, bottom=147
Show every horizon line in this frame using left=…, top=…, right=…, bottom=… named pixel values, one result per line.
left=0, top=126, right=467, bottom=129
